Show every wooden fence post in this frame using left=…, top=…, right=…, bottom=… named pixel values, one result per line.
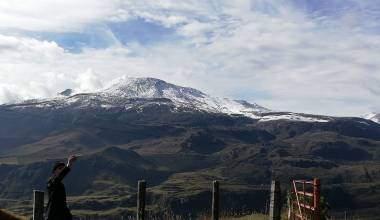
left=33, top=190, right=44, bottom=220
left=137, top=180, right=146, bottom=220
left=269, top=180, right=281, bottom=220
left=313, top=178, right=321, bottom=220
left=212, top=180, right=219, bottom=220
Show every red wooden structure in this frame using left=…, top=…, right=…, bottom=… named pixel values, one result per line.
left=288, top=178, right=321, bottom=220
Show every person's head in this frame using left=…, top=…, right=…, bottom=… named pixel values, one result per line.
left=52, top=162, right=65, bottom=175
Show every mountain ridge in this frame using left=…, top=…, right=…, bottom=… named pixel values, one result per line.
left=2, top=77, right=377, bottom=125
left=5, top=77, right=339, bottom=123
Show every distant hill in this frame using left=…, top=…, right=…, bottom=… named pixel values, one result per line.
left=0, top=77, right=379, bottom=218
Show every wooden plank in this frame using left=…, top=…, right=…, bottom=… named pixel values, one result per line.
left=293, top=201, right=315, bottom=211
left=137, top=180, right=146, bottom=220
left=293, top=181, right=303, bottom=219
left=33, top=190, right=44, bottom=220
left=212, top=180, right=219, bottom=220
left=313, top=179, right=321, bottom=220
left=294, top=180, right=313, bottom=184
left=269, top=180, right=281, bottom=220
left=296, top=191, right=313, bottom=197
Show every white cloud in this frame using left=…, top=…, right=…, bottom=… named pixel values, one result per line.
left=76, top=69, right=103, bottom=92
left=0, top=0, right=119, bottom=32
left=0, top=35, right=64, bottom=60
left=0, top=85, right=21, bottom=104
left=0, top=1, right=379, bottom=116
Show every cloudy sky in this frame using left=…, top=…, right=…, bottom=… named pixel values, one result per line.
left=0, top=0, right=379, bottom=116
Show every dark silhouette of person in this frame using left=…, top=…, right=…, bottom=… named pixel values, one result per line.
left=45, top=155, right=78, bottom=220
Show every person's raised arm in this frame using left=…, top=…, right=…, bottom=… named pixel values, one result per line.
left=48, top=155, right=78, bottom=187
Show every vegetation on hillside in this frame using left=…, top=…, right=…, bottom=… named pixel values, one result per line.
left=0, top=104, right=380, bottom=218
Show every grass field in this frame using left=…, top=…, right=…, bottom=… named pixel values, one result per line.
left=221, top=214, right=268, bottom=220
left=0, top=209, right=26, bottom=220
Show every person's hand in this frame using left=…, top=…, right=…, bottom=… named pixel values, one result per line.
left=67, top=155, right=79, bottom=168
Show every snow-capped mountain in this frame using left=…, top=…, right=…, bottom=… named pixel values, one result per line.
left=101, top=77, right=270, bottom=117
left=363, top=112, right=380, bottom=124
left=5, top=77, right=331, bottom=122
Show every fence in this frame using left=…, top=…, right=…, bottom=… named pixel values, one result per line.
left=30, top=180, right=282, bottom=220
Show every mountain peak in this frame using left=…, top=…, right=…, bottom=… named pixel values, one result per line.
left=58, top=89, right=75, bottom=97
left=99, top=76, right=268, bottom=116
left=102, top=77, right=206, bottom=100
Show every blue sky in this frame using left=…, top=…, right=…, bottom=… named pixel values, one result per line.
left=0, top=0, right=379, bottom=116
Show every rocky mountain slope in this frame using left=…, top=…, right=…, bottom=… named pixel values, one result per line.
left=0, top=77, right=379, bottom=219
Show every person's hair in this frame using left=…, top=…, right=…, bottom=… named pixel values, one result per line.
left=52, top=162, right=65, bottom=173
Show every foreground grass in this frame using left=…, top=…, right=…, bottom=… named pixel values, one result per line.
left=220, top=212, right=288, bottom=220
left=221, top=213, right=267, bottom=220
left=0, top=209, right=27, bottom=220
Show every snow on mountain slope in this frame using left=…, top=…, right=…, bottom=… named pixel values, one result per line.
left=363, top=112, right=380, bottom=123
left=3, top=77, right=331, bottom=122
left=259, top=113, right=329, bottom=122
left=101, top=77, right=269, bottom=117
